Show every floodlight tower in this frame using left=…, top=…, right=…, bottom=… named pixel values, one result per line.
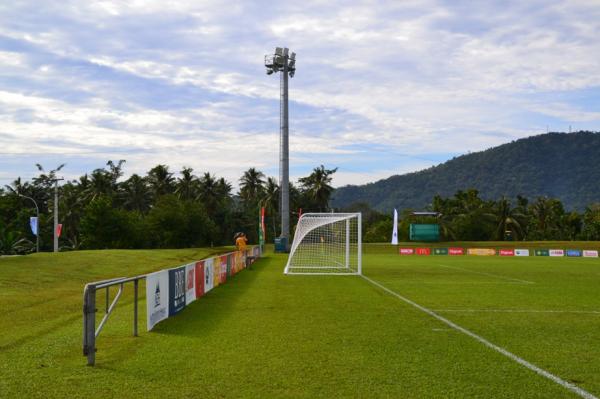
left=265, top=47, right=296, bottom=251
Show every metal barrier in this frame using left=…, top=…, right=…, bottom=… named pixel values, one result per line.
left=82, top=275, right=146, bottom=366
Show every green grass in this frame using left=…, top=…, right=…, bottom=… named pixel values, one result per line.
left=1, top=245, right=600, bottom=398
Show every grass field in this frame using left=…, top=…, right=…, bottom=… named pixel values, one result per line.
left=1, top=245, right=600, bottom=398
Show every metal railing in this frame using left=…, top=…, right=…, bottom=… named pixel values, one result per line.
left=82, top=275, right=146, bottom=366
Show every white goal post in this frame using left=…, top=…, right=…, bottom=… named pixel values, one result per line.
left=284, top=213, right=362, bottom=275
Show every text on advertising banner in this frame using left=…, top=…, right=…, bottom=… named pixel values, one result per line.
left=433, top=248, right=448, bottom=255
left=583, top=250, right=599, bottom=258
left=515, top=249, right=530, bottom=256
left=448, top=247, right=464, bottom=255
left=499, top=249, right=515, bottom=256
left=168, top=266, right=186, bottom=316
left=549, top=249, right=564, bottom=257
left=467, top=248, right=496, bottom=256
left=566, top=250, right=582, bottom=257
left=204, top=258, right=214, bottom=292
left=416, top=248, right=431, bottom=255
left=146, top=270, right=169, bottom=331
left=185, top=263, right=196, bottom=305
left=399, top=248, right=414, bottom=255
left=195, top=260, right=205, bottom=298
left=220, top=255, right=228, bottom=284
left=535, top=249, right=549, bottom=256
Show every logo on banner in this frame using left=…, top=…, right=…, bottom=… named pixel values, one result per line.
left=448, top=248, right=464, bottom=255
left=147, top=270, right=169, bottom=331
left=549, top=249, right=564, bottom=257
left=467, top=248, right=496, bottom=256
left=499, top=249, right=514, bottom=256
left=416, top=248, right=431, bottom=255
left=168, top=267, right=186, bottom=316
left=515, top=249, right=530, bottom=256
left=583, top=250, right=599, bottom=258
left=154, top=283, right=161, bottom=307
left=185, top=263, right=196, bottom=305
left=399, top=248, right=414, bottom=255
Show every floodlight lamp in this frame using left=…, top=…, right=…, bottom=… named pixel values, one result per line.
left=283, top=47, right=289, bottom=56
left=290, top=52, right=296, bottom=60
left=275, top=47, right=283, bottom=56
left=266, top=69, right=274, bottom=75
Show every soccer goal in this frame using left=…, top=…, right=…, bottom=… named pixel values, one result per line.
left=284, top=213, right=362, bottom=275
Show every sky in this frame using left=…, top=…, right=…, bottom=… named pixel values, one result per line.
left=1, top=1, right=599, bottom=190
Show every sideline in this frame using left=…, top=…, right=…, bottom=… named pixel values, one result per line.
left=361, top=274, right=598, bottom=399
left=434, top=309, right=600, bottom=315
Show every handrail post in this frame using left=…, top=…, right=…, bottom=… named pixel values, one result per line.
left=133, top=279, right=139, bottom=337
left=83, top=284, right=97, bottom=366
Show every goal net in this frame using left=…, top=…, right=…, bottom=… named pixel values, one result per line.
left=284, top=213, right=362, bottom=275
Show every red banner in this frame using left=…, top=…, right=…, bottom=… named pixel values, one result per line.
left=416, top=248, right=431, bottom=255
left=56, top=223, right=63, bottom=238
left=448, top=247, right=464, bottom=255
left=499, top=249, right=515, bottom=256
left=399, top=248, right=414, bottom=255
left=195, top=261, right=205, bottom=298
left=261, top=207, right=266, bottom=242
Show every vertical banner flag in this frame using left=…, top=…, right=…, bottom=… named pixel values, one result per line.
left=146, top=270, right=169, bottom=331
left=30, top=217, right=38, bottom=236
left=195, top=260, right=205, bottom=298
left=391, top=209, right=398, bottom=245
left=204, top=258, right=214, bottom=293
left=185, top=263, right=196, bottom=305
left=56, top=223, right=63, bottom=238
left=259, top=207, right=266, bottom=247
left=168, top=266, right=186, bottom=316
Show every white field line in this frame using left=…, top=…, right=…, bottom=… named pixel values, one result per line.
left=434, top=309, right=600, bottom=315
left=438, top=264, right=535, bottom=284
left=361, top=274, right=598, bottom=399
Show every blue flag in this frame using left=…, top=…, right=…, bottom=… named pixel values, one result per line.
left=30, top=217, right=38, bottom=236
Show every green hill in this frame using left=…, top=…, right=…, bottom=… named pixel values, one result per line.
left=332, top=131, right=600, bottom=212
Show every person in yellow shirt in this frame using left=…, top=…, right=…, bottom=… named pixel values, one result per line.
left=235, top=232, right=248, bottom=251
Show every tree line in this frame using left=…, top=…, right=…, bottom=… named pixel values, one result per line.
left=0, top=161, right=338, bottom=254
left=359, top=189, right=600, bottom=242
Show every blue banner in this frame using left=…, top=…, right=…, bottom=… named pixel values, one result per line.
left=566, top=249, right=582, bottom=257
left=30, top=217, right=38, bottom=236
left=168, top=266, right=186, bottom=316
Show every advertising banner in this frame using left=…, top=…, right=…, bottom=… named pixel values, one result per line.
left=549, top=249, right=564, bottom=257
left=168, top=266, right=186, bottom=317
left=499, top=249, right=515, bottom=256
left=220, top=255, right=228, bottom=284
left=448, top=247, right=464, bottom=255
left=515, top=249, right=530, bottom=256
left=185, top=263, right=196, bottom=305
left=391, top=209, right=398, bottom=245
left=213, top=259, right=220, bottom=288
left=226, top=254, right=233, bottom=277
left=467, top=248, right=496, bottom=256
left=416, top=248, right=431, bottom=256
left=583, top=250, right=599, bottom=258
left=146, top=270, right=169, bottom=331
left=399, top=248, right=414, bottom=255
left=535, top=249, right=549, bottom=256
left=433, top=248, right=448, bottom=255
left=30, top=217, right=38, bottom=236
left=566, top=250, right=582, bottom=257
left=204, top=258, right=214, bottom=292
left=195, top=261, right=205, bottom=298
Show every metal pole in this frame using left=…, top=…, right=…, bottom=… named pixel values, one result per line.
left=53, top=179, right=58, bottom=253
left=83, top=284, right=97, bottom=366
left=280, top=54, right=290, bottom=250
left=133, top=279, right=139, bottom=337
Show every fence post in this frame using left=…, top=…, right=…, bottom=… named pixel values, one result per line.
left=133, top=279, right=139, bottom=337
left=83, top=284, right=97, bottom=366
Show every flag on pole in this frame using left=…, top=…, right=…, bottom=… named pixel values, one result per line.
left=30, top=217, right=38, bottom=236
left=56, top=223, right=63, bottom=238
left=258, top=207, right=266, bottom=247
left=391, top=209, right=398, bottom=245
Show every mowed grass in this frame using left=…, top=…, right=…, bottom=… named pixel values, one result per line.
left=1, top=245, right=600, bottom=398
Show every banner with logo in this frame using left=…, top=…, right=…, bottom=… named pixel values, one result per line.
left=220, top=255, right=228, bottom=284
left=535, top=249, right=549, bottom=256
left=416, top=248, right=431, bottom=256
left=499, top=249, right=515, bottom=256
left=467, top=248, right=496, bottom=256
left=433, top=248, right=448, bottom=255
left=399, top=248, right=414, bottom=255
left=185, top=263, right=196, bottom=305
left=30, top=217, right=38, bottom=236
left=448, top=247, right=464, bottom=255
left=204, top=258, right=214, bottom=293
left=213, top=259, right=220, bottom=288
left=168, top=266, right=186, bottom=316
left=195, top=261, right=205, bottom=298
left=583, top=250, right=599, bottom=258
left=515, top=249, right=530, bottom=257
left=549, top=249, right=564, bottom=257
left=566, top=250, right=582, bottom=257
left=146, top=270, right=169, bottom=331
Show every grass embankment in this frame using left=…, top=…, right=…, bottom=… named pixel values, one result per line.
left=1, top=247, right=599, bottom=398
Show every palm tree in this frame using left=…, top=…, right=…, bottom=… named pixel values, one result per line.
left=262, top=177, right=279, bottom=238
left=175, top=167, right=199, bottom=201
left=239, top=168, right=265, bottom=204
left=298, top=165, right=338, bottom=211
left=492, top=197, right=526, bottom=240
left=147, top=165, right=175, bottom=198
left=122, top=174, right=152, bottom=213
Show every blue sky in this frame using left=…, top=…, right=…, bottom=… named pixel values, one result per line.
left=0, top=1, right=599, bottom=189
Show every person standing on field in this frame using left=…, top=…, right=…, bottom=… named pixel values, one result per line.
left=235, top=232, right=248, bottom=252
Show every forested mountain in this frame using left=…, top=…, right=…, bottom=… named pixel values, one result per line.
left=332, top=131, right=600, bottom=212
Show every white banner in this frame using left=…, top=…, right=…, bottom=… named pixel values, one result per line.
left=185, top=263, right=196, bottom=305
left=549, top=249, right=564, bottom=257
left=583, top=250, right=599, bottom=258
left=204, top=258, right=214, bottom=293
left=391, top=209, right=398, bottom=245
left=146, top=270, right=169, bottom=331
left=515, top=249, right=530, bottom=257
